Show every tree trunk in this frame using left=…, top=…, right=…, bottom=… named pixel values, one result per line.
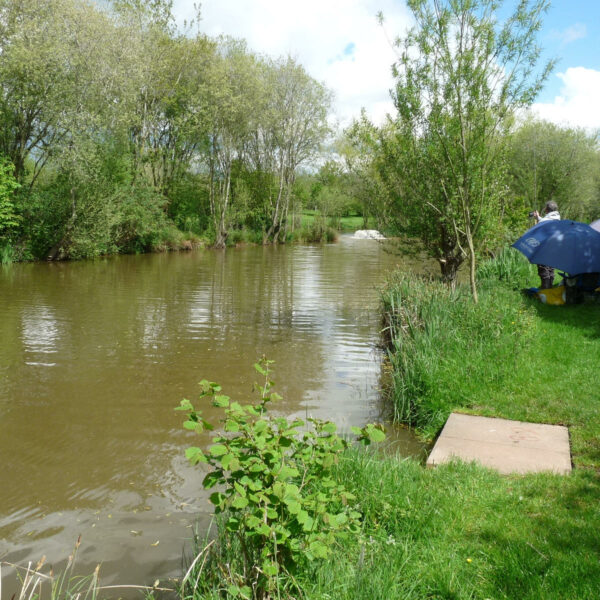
left=439, top=255, right=462, bottom=288
left=466, top=227, right=478, bottom=303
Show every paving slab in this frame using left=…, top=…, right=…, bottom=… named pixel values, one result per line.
left=426, top=413, right=571, bottom=475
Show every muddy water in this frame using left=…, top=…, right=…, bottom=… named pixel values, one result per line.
left=0, top=236, right=430, bottom=591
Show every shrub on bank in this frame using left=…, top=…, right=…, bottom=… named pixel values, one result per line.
left=177, top=359, right=384, bottom=600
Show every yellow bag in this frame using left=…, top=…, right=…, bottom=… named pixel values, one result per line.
left=537, top=286, right=566, bottom=306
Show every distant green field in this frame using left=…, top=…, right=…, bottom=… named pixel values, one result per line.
left=300, top=210, right=370, bottom=232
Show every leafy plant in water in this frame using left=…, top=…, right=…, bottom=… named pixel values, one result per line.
left=176, top=358, right=385, bottom=599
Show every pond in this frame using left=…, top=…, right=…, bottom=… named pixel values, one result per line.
left=0, top=236, right=432, bottom=591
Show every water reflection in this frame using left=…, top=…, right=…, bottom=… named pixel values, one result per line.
left=0, top=238, right=431, bottom=591
left=21, top=305, right=61, bottom=365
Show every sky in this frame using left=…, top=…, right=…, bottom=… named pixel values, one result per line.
left=173, top=0, right=600, bottom=131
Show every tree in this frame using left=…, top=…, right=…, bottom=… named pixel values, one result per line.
left=384, top=0, right=553, bottom=301
left=507, top=119, right=600, bottom=222
left=202, top=39, right=262, bottom=248
left=258, top=57, right=332, bottom=243
left=0, top=0, right=113, bottom=185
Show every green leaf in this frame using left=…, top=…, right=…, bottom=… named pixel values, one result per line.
left=366, top=424, right=386, bottom=443
left=227, top=585, right=250, bottom=599
left=283, top=498, right=301, bottom=514
left=284, top=483, right=300, bottom=498
left=225, top=517, right=240, bottom=531
left=185, top=446, right=207, bottom=464
left=253, top=420, right=268, bottom=434
left=209, top=492, right=226, bottom=508
left=246, top=515, right=262, bottom=530
left=209, top=444, right=228, bottom=456
left=224, top=419, right=240, bottom=432
left=277, top=465, right=300, bottom=480
left=234, top=481, right=247, bottom=497
left=232, top=495, right=249, bottom=509
left=322, top=422, right=337, bottom=434
left=262, top=561, right=279, bottom=576
left=175, top=398, right=193, bottom=411
left=213, top=395, right=230, bottom=407
left=221, top=453, right=240, bottom=471
left=309, top=540, right=330, bottom=559
left=299, top=512, right=315, bottom=532
left=183, top=420, right=202, bottom=432
left=272, top=481, right=285, bottom=499
left=203, top=471, right=222, bottom=489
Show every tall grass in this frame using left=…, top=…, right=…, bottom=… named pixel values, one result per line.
left=292, top=218, right=338, bottom=243
left=0, top=241, right=15, bottom=264
left=381, top=265, right=537, bottom=437
left=1, top=538, right=100, bottom=600
left=477, top=246, right=538, bottom=290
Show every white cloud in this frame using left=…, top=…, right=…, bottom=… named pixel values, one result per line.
left=550, top=23, right=587, bottom=47
left=173, top=0, right=412, bottom=126
left=532, top=67, right=600, bottom=130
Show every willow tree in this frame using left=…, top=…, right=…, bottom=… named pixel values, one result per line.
left=387, top=0, right=554, bottom=301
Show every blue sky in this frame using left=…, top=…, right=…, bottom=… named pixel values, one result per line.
left=174, top=0, right=600, bottom=130
left=536, top=1, right=600, bottom=103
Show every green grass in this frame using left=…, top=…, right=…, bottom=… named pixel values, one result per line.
left=300, top=210, right=370, bottom=233
left=305, top=452, right=600, bottom=600
left=381, top=249, right=600, bottom=466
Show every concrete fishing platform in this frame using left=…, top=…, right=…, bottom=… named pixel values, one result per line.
left=427, top=413, right=571, bottom=475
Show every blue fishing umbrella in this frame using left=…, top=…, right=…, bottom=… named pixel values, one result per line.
left=512, top=219, right=600, bottom=275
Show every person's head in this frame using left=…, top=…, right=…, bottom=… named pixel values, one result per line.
left=544, top=201, right=558, bottom=214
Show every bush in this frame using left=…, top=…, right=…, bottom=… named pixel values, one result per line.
left=294, top=216, right=338, bottom=243
left=0, top=157, right=20, bottom=247
left=176, top=359, right=384, bottom=600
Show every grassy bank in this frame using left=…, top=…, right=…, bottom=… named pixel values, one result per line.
left=381, top=249, right=600, bottom=467
left=303, top=249, right=600, bottom=599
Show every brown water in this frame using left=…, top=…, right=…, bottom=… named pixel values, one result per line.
left=0, top=236, right=429, bottom=591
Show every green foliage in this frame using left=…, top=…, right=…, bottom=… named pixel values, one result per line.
left=381, top=268, right=536, bottom=436
left=0, top=157, right=20, bottom=242
left=476, top=246, right=538, bottom=291
left=294, top=214, right=338, bottom=243
left=0, top=0, right=334, bottom=261
left=176, top=359, right=384, bottom=599
left=507, top=119, right=600, bottom=223
left=363, top=0, right=553, bottom=300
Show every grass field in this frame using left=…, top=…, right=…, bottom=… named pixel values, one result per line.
left=299, top=210, right=371, bottom=233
